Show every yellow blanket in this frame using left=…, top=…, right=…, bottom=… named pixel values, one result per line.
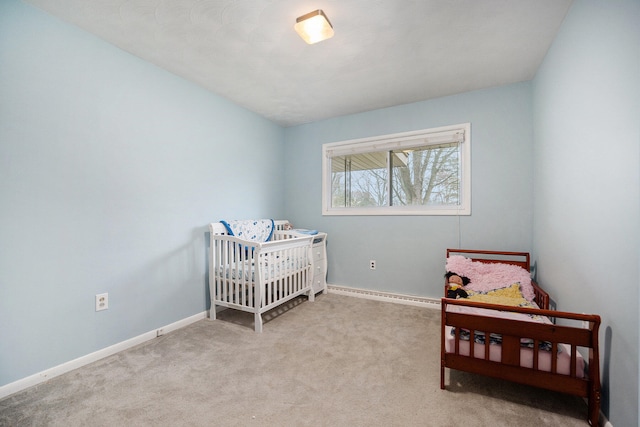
left=466, top=283, right=535, bottom=308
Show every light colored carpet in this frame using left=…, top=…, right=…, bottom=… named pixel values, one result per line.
left=0, top=293, right=591, bottom=426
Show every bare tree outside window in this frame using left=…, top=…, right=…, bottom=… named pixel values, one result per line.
left=331, top=144, right=459, bottom=208
left=391, top=144, right=459, bottom=206
left=331, top=154, right=388, bottom=207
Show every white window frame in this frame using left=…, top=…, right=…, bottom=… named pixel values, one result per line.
left=322, top=123, right=471, bottom=216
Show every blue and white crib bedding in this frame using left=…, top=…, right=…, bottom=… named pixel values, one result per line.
left=220, top=219, right=274, bottom=242
left=215, top=257, right=308, bottom=282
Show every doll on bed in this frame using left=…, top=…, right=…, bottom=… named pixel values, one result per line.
left=445, top=272, right=470, bottom=299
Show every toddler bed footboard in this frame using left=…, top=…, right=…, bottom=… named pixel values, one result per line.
left=441, top=297, right=601, bottom=426
left=209, top=221, right=314, bottom=332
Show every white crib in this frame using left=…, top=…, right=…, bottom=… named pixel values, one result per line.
left=208, top=220, right=315, bottom=332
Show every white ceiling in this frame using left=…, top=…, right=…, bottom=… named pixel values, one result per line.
left=23, top=0, right=573, bottom=127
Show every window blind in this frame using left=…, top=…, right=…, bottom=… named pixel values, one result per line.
left=325, top=129, right=465, bottom=158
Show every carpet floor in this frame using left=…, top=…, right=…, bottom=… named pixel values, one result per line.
left=0, top=293, right=591, bottom=426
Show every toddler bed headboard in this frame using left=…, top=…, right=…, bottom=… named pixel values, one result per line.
left=446, top=249, right=530, bottom=272
left=445, top=248, right=548, bottom=311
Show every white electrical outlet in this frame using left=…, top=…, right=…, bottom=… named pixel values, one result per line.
left=96, top=293, right=108, bottom=311
left=370, top=260, right=376, bottom=270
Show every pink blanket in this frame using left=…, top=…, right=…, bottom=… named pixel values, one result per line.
left=445, top=255, right=535, bottom=302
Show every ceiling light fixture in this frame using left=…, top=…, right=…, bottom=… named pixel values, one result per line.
left=294, top=9, right=334, bottom=44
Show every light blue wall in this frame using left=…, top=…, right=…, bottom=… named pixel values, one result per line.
left=4, top=3, right=638, bottom=424
left=532, top=0, right=639, bottom=425
left=284, top=83, right=534, bottom=297
left=0, top=0, right=284, bottom=386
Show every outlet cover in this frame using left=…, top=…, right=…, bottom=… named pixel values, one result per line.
left=96, top=293, right=108, bottom=311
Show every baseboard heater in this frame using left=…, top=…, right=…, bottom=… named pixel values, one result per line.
left=327, top=284, right=440, bottom=309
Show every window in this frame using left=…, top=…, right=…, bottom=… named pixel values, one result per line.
left=322, top=123, right=470, bottom=215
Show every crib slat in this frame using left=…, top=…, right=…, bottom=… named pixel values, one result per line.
left=286, top=248, right=291, bottom=297
left=249, top=247, right=255, bottom=306
left=243, top=245, right=248, bottom=306
left=221, top=240, right=227, bottom=303
left=236, top=244, right=240, bottom=304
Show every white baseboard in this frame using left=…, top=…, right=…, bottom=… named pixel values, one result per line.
left=327, top=284, right=441, bottom=309
left=0, top=311, right=207, bottom=400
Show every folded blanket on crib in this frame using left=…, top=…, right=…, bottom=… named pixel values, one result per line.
left=220, top=219, right=274, bottom=242
left=293, top=229, right=318, bottom=235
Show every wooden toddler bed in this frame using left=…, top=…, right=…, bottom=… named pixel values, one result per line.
left=440, top=249, right=601, bottom=426
left=209, top=219, right=314, bottom=332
